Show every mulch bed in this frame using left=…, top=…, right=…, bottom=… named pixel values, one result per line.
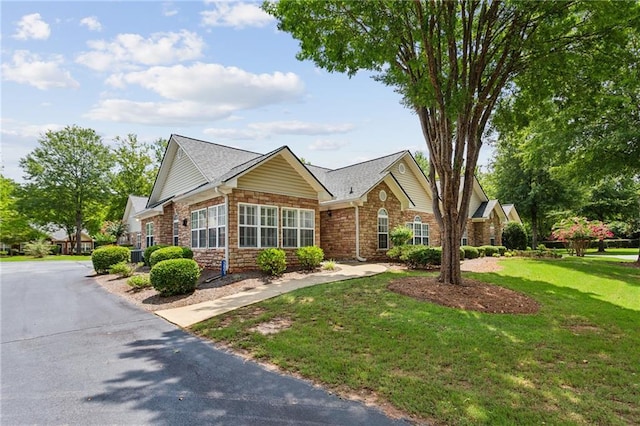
left=388, top=276, right=540, bottom=314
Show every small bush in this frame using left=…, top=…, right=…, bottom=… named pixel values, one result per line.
left=150, top=258, right=200, bottom=296
left=406, top=246, right=442, bottom=268
left=322, top=260, right=337, bottom=271
left=181, top=246, right=194, bottom=259
left=502, top=222, right=528, bottom=250
left=536, top=244, right=547, bottom=251
left=257, top=248, right=287, bottom=276
left=296, top=246, right=324, bottom=270
left=143, top=244, right=168, bottom=266
left=50, top=245, right=60, bottom=255
left=92, top=246, right=131, bottom=274
left=390, top=225, right=413, bottom=246
left=497, top=246, right=507, bottom=255
left=109, top=261, right=135, bottom=278
left=149, top=246, right=184, bottom=267
left=481, top=245, right=499, bottom=257
left=127, top=274, right=151, bottom=290
left=0, top=250, right=7, bottom=256
left=477, top=247, right=486, bottom=257
left=461, top=245, right=479, bottom=259
left=24, top=239, right=54, bottom=258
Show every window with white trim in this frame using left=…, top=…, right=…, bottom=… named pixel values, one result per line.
left=207, top=204, right=226, bottom=248
left=239, top=204, right=277, bottom=248
left=173, top=214, right=179, bottom=246
left=461, top=227, right=468, bottom=246
left=191, top=209, right=207, bottom=248
left=406, top=216, right=429, bottom=245
left=378, top=208, right=389, bottom=250
left=490, top=224, right=496, bottom=246
left=282, top=208, right=315, bottom=248
left=145, top=222, right=154, bottom=248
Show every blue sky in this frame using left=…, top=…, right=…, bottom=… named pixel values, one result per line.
left=2, top=1, right=493, bottom=183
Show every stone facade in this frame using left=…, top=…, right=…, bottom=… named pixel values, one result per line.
left=320, top=208, right=356, bottom=260
left=470, top=214, right=503, bottom=246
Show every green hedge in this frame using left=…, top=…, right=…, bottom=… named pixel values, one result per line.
left=149, top=246, right=185, bottom=267
left=150, top=258, right=200, bottom=296
left=405, top=246, right=442, bottom=268
left=461, top=245, right=480, bottom=259
left=92, top=246, right=131, bottom=274
left=296, top=246, right=324, bottom=270
left=480, top=245, right=499, bottom=257
left=143, top=244, right=168, bottom=266
left=257, top=248, right=287, bottom=276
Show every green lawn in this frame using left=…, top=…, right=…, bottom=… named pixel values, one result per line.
left=0, top=255, right=92, bottom=262
left=193, top=257, right=640, bottom=425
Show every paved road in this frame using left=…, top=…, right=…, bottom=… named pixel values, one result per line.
left=1, top=261, right=405, bottom=425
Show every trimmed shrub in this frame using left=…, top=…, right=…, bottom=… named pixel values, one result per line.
left=257, top=248, right=287, bottom=276
left=50, top=245, right=61, bottom=255
left=296, top=246, right=324, bottom=270
left=150, top=258, right=200, bottom=296
left=390, top=225, right=413, bottom=246
left=480, top=245, right=499, bottom=257
left=181, top=246, right=194, bottom=259
left=24, top=239, right=54, bottom=258
left=497, top=246, right=507, bottom=255
left=460, top=247, right=465, bottom=259
left=109, top=261, right=135, bottom=278
left=143, top=244, right=168, bottom=266
left=477, top=246, right=486, bottom=257
left=149, top=246, right=184, bottom=267
left=127, top=274, right=151, bottom=289
left=92, top=246, right=131, bottom=274
left=502, top=222, right=528, bottom=250
left=406, top=246, right=442, bottom=268
left=461, top=245, right=479, bottom=259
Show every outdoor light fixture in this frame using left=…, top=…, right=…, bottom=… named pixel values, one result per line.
left=182, top=218, right=188, bottom=227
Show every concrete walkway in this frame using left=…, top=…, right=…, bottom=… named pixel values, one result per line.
left=156, top=263, right=388, bottom=327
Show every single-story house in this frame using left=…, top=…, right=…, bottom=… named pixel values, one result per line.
left=137, top=134, right=520, bottom=272
left=49, top=228, right=94, bottom=254
left=120, top=195, right=149, bottom=248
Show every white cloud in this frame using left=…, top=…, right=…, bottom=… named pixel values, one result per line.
left=308, top=139, right=349, bottom=151
left=75, top=30, right=204, bottom=71
left=201, top=2, right=274, bottom=28
left=163, top=2, right=178, bottom=17
left=13, top=13, right=51, bottom=40
left=80, top=16, right=102, bottom=32
left=0, top=119, right=66, bottom=139
left=2, top=50, right=79, bottom=90
left=203, top=121, right=354, bottom=140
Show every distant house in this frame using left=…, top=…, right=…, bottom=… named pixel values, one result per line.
left=120, top=195, right=149, bottom=248
left=49, top=228, right=94, bottom=254
left=137, top=134, right=518, bottom=272
left=502, top=204, right=522, bottom=224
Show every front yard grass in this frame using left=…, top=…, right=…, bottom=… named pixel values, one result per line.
left=0, top=254, right=93, bottom=262
left=193, top=257, right=640, bottom=425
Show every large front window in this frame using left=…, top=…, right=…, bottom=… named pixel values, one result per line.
left=282, top=208, right=315, bottom=248
left=145, top=222, right=154, bottom=248
left=239, top=204, right=277, bottom=248
left=191, top=209, right=207, bottom=248
left=407, top=216, right=429, bottom=245
left=208, top=204, right=226, bottom=248
left=378, top=208, right=389, bottom=250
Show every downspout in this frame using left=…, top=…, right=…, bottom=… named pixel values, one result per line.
left=224, top=194, right=229, bottom=273
left=354, top=205, right=367, bottom=262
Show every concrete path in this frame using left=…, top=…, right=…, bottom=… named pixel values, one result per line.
left=156, top=263, right=387, bottom=327
left=586, top=254, right=638, bottom=261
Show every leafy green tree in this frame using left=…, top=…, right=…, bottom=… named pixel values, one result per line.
left=0, top=175, right=44, bottom=249
left=19, top=125, right=114, bottom=255
left=265, top=0, right=638, bottom=284
left=413, top=151, right=429, bottom=176
left=108, top=134, right=157, bottom=221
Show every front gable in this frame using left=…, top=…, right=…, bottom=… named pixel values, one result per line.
left=386, top=154, right=434, bottom=212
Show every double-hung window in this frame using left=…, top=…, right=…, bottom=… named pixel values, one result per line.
left=145, top=222, right=154, bottom=248
left=461, top=228, right=468, bottom=246
left=378, top=208, right=389, bottom=250
left=407, top=216, right=429, bottom=245
left=282, top=208, right=315, bottom=248
left=239, top=204, right=277, bottom=248
left=207, top=204, right=226, bottom=248
left=191, top=209, right=207, bottom=248
left=173, top=214, right=179, bottom=246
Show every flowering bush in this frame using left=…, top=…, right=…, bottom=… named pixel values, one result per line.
left=551, top=217, right=613, bottom=257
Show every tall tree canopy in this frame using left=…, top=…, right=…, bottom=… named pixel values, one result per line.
left=0, top=175, right=44, bottom=248
left=265, top=0, right=639, bottom=284
left=20, top=125, right=114, bottom=254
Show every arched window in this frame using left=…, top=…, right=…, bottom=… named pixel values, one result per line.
left=405, top=215, right=429, bottom=245
left=377, top=208, right=389, bottom=250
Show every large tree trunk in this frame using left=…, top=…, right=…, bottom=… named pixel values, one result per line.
left=75, top=210, right=82, bottom=255
left=531, top=205, right=538, bottom=249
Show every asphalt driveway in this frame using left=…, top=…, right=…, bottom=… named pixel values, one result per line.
left=1, top=261, right=405, bottom=425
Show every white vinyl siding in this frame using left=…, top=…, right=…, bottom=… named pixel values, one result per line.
left=407, top=216, right=429, bottom=246
left=237, top=155, right=317, bottom=199
left=239, top=204, right=278, bottom=248
left=159, top=145, right=207, bottom=201
left=393, top=160, right=432, bottom=212
left=378, top=208, right=389, bottom=250
left=191, top=209, right=207, bottom=248
left=207, top=204, right=226, bottom=248
left=282, top=208, right=315, bottom=248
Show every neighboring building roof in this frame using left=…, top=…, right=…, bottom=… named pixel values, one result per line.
left=49, top=228, right=93, bottom=242
left=472, top=200, right=507, bottom=222
left=129, top=195, right=148, bottom=213
left=502, top=203, right=522, bottom=224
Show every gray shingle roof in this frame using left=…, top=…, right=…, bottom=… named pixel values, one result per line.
left=472, top=200, right=499, bottom=219
left=308, top=151, right=407, bottom=200
left=129, top=195, right=148, bottom=213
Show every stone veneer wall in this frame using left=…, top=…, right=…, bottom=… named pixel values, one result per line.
left=400, top=210, right=441, bottom=247
left=141, top=203, right=175, bottom=249
left=320, top=208, right=356, bottom=260
left=471, top=214, right=503, bottom=246
left=357, top=182, right=403, bottom=261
